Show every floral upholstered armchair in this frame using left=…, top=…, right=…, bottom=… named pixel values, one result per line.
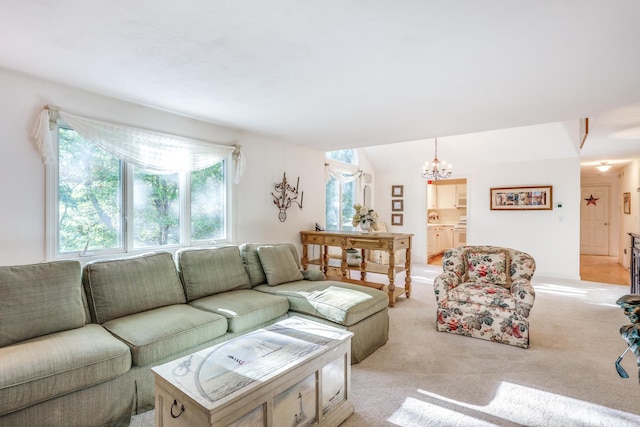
left=433, top=245, right=536, bottom=348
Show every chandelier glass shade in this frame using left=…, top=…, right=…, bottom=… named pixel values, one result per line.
left=421, top=138, right=452, bottom=180
left=595, top=162, right=612, bottom=172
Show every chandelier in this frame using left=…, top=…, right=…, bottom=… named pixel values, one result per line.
left=595, top=162, right=612, bottom=172
left=421, top=138, right=452, bottom=180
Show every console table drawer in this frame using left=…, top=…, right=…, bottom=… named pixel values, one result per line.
left=324, top=236, right=343, bottom=245
left=306, top=235, right=324, bottom=244
left=345, top=237, right=384, bottom=249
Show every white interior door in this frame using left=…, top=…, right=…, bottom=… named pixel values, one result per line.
left=580, top=185, right=610, bottom=255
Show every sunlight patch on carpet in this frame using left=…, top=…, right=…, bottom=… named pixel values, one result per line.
left=386, top=382, right=640, bottom=426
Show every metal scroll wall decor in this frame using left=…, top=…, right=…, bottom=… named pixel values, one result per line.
left=271, top=172, right=303, bottom=222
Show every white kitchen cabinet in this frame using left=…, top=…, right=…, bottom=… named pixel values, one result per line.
left=455, top=184, right=467, bottom=208
left=437, top=226, right=453, bottom=253
left=428, top=226, right=454, bottom=257
left=436, top=184, right=456, bottom=209
left=427, top=183, right=437, bottom=209
left=427, top=227, right=437, bottom=256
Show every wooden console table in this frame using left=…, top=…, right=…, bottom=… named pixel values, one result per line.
left=300, top=230, right=412, bottom=306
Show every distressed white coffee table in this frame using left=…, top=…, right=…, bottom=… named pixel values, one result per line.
left=152, top=317, right=354, bottom=427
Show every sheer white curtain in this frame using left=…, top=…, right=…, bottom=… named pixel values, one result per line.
left=324, top=162, right=363, bottom=184
left=32, top=106, right=244, bottom=182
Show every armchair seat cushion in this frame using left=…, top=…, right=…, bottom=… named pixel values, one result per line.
left=448, top=282, right=516, bottom=310
left=436, top=300, right=530, bottom=348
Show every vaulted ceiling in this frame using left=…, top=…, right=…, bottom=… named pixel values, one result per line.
left=2, top=1, right=640, bottom=170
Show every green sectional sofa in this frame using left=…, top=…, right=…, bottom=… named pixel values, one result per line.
left=0, top=243, right=389, bottom=426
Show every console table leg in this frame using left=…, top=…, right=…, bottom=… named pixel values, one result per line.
left=405, top=247, right=412, bottom=298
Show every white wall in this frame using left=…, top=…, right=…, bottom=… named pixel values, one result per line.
left=0, top=67, right=326, bottom=265
left=615, top=159, right=640, bottom=267
left=467, top=157, right=580, bottom=279
left=365, top=122, right=582, bottom=279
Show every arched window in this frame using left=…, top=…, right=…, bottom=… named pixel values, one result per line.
left=326, top=149, right=358, bottom=164
left=325, top=149, right=359, bottom=230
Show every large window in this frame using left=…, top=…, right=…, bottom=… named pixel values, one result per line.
left=325, top=149, right=359, bottom=231
left=53, top=126, right=228, bottom=258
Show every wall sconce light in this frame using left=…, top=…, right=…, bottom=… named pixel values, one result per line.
left=272, top=172, right=303, bottom=222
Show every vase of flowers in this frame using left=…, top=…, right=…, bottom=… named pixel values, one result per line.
left=352, top=204, right=378, bottom=232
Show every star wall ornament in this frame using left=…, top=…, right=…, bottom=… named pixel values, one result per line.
left=585, top=194, right=599, bottom=206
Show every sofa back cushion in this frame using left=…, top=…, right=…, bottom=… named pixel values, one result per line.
left=82, top=252, right=186, bottom=324
left=240, top=243, right=301, bottom=286
left=176, top=246, right=251, bottom=302
left=0, top=261, right=85, bottom=347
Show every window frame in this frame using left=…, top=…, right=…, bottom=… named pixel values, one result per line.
left=46, top=123, right=234, bottom=261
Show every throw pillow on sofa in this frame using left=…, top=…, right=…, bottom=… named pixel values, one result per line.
left=240, top=243, right=301, bottom=286
left=257, top=245, right=304, bottom=286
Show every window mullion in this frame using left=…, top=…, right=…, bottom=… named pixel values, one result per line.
left=124, top=162, right=134, bottom=252
left=181, top=172, right=190, bottom=246
left=45, top=125, right=60, bottom=260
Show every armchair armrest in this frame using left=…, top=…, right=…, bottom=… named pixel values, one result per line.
left=433, top=271, right=461, bottom=304
left=511, top=278, right=535, bottom=317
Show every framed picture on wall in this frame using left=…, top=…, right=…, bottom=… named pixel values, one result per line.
left=392, top=199, right=403, bottom=212
left=490, top=185, right=553, bottom=210
left=391, top=213, right=403, bottom=226
left=391, top=185, right=404, bottom=198
left=624, top=192, right=631, bottom=214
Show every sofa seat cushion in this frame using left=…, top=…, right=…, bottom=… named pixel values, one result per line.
left=190, top=289, right=289, bottom=333
left=254, top=281, right=388, bottom=326
left=0, top=324, right=131, bottom=415
left=448, top=282, right=516, bottom=310
left=0, top=260, right=85, bottom=347
left=102, top=304, right=228, bottom=366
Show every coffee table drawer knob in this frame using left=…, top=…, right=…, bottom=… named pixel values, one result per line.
left=171, top=399, right=185, bottom=418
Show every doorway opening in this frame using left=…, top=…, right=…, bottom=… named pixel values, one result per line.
left=580, top=183, right=629, bottom=285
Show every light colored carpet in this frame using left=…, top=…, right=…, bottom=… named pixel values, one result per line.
left=131, top=264, right=640, bottom=426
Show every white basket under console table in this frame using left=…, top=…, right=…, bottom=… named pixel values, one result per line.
left=152, top=317, right=353, bottom=427
left=300, top=230, right=413, bottom=307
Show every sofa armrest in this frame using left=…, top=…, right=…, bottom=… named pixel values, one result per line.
left=511, top=278, right=535, bottom=317
left=433, top=271, right=460, bottom=304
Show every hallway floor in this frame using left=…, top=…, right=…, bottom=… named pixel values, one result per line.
left=580, top=255, right=629, bottom=286
left=428, top=253, right=629, bottom=287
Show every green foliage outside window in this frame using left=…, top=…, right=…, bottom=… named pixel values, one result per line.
left=58, top=127, right=122, bottom=253
left=57, top=127, right=225, bottom=254
left=325, top=149, right=357, bottom=231
left=191, top=163, right=225, bottom=241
